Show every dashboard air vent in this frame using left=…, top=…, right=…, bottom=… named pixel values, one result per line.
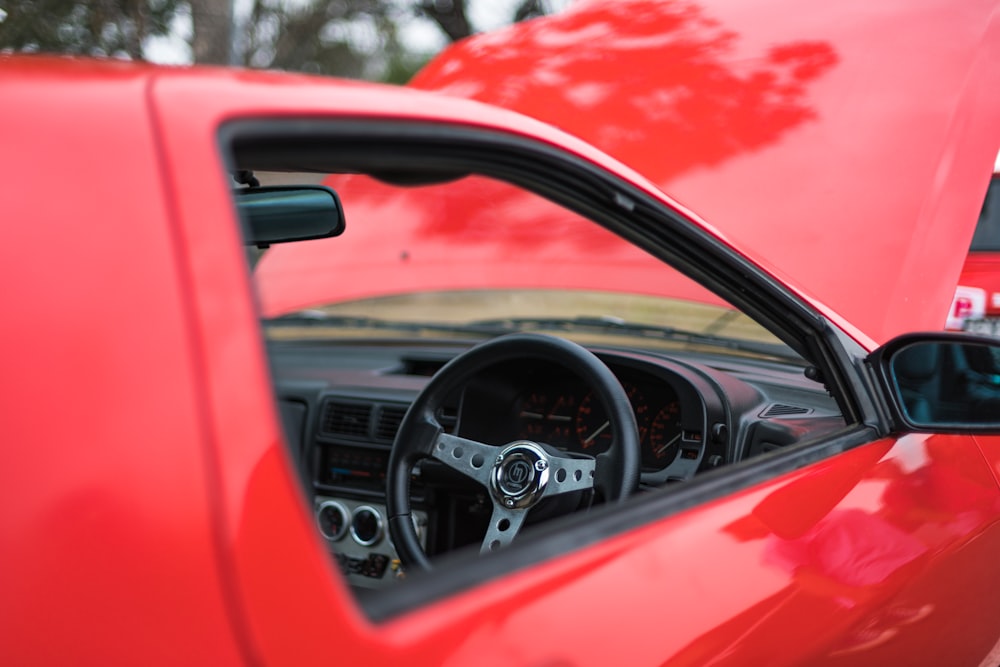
left=760, top=403, right=812, bottom=418
left=375, top=405, right=408, bottom=441
left=321, top=401, right=372, bottom=438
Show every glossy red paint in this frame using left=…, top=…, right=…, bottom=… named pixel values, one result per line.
left=258, top=0, right=1000, bottom=347
left=0, top=60, right=244, bottom=664
left=392, top=435, right=1000, bottom=666
left=3, top=1, right=1000, bottom=664
left=407, top=0, right=1000, bottom=345
left=257, top=174, right=730, bottom=320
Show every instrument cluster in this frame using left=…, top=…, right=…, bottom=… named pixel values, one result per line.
left=510, top=368, right=697, bottom=472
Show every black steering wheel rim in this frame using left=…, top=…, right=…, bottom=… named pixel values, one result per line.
left=386, top=332, right=641, bottom=571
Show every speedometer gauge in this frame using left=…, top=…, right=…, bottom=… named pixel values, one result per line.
left=647, top=401, right=682, bottom=468
left=575, top=383, right=649, bottom=451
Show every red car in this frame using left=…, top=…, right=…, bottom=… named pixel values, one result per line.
left=4, top=0, right=1000, bottom=665
left=952, top=166, right=1000, bottom=332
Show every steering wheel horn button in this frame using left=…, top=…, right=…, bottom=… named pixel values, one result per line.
left=491, top=441, right=550, bottom=509
left=501, top=459, right=533, bottom=493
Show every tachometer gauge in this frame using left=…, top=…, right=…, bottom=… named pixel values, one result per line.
left=517, top=390, right=577, bottom=447
left=518, top=391, right=550, bottom=440
left=576, top=383, right=648, bottom=452
left=647, top=401, right=682, bottom=468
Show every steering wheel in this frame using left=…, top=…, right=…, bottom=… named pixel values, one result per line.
left=386, top=333, right=641, bottom=571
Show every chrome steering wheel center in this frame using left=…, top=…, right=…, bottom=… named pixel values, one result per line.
left=491, top=441, right=550, bottom=509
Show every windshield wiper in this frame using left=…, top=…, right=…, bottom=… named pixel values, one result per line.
left=266, top=312, right=797, bottom=359
left=466, top=315, right=798, bottom=359
left=265, top=312, right=509, bottom=337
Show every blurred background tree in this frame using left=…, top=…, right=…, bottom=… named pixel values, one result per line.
left=0, top=0, right=182, bottom=60
left=0, top=0, right=562, bottom=82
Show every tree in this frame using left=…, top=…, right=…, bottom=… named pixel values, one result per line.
left=416, top=0, right=550, bottom=42
left=236, top=0, right=402, bottom=78
left=0, top=0, right=182, bottom=60
left=0, top=0, right=560, bottom=81
left=190, top=0, right=231, bottom=64
left=230, top=0, right=561, bottom=81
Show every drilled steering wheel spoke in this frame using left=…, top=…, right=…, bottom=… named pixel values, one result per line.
left=539, top=454, right=597, bottom=499
left=480, top=504, right=529, bottom=554
left=430, top=433, right=498, bottom=487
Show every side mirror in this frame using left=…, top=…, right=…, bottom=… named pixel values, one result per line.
left=235, top=185, right=345, bottom=247
left=869, top=332, right=1000, bottom=431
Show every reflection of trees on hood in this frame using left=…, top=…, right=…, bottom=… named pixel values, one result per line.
left=413, top=0, right=838, bottom=186
left=326, top=174, right=635, bottom=252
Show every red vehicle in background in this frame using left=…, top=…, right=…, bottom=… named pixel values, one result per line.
left=952, top=164, right=1000, bottom=332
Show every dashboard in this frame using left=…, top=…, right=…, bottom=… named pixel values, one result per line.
left=269, top=339, right=845, bottom=589
left=456, top=357, right=719, bottom=485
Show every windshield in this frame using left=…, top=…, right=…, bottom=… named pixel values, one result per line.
left=265, top=290, right=793, bottom=358
left=252, top=170, right=797, bottom=360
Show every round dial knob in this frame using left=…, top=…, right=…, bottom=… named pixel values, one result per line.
left=316, top=500, right=349, bottom=541
left=350, top=506, right=384, bottom=546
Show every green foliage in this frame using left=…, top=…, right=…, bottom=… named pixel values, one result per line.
left=0, top=0, right=556, bottom=82
left=381, top=50, right=432, bottom=85
left=0, top=0, right=182, bottom=59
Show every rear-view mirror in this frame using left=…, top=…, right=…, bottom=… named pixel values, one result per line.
left=236, top=185, right=345, bottom=247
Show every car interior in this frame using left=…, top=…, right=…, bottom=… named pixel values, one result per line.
left=220, top=117, right=1000, bottom=620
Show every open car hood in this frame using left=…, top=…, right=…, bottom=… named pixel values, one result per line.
left=258, top=0, right=1000, bottom=346
left=409, top=0, right=1000, bottom=344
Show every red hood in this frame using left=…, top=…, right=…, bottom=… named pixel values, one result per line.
left=260, top=172, right=725, bottom=314
left=258, top=0, right=1000, bottom=346
left=405, top=0, right=1000, bottom=344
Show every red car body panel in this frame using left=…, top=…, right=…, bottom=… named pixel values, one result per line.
left=404, top=0, right=1000, bottom=345
left=257, top=174, right=742, bottom=327
left=3, top=0, right=1000, bottom=665
left=0, top=62, right=246, bottom=664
